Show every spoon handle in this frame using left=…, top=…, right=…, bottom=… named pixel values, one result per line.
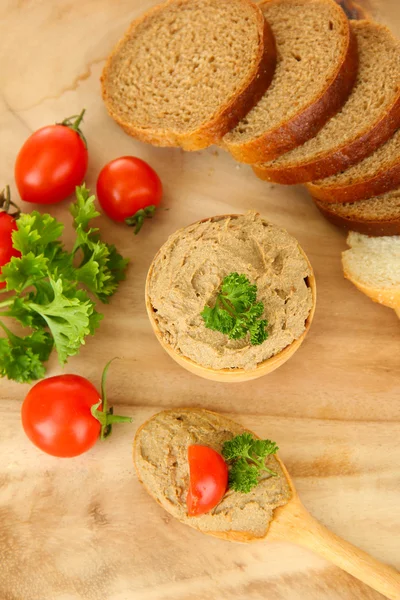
left=269, top=499, right=400, bottom=600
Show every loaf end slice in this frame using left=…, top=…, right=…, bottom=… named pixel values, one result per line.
left=314, top=188, right=400, bottom=236
left=101, top=0, right=276, bottom=151
left=342, top=231, right=400, bottom=310
left=254, top=21, right=400, bottom=184
left=307, top=129, right=400, bottom=203
left=223, top=0, right=358, bottom=164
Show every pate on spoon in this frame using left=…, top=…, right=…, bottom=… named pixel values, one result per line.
left=134, top=408, right=400, bottom=600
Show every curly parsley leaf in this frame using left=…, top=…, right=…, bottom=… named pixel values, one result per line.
left=228, top=458, right=260, bottom=494
left=221, top=273, right=257, bottom=311
left=222, top=433, right=278, bottom=494
left=201, top=273, right=268, bottom=346
left=2, top=297, right=44, bottom=329
left=0, top=253, right=48, bottom=292
left=71, top=186, right=129, bottom=302
left=0, top=325, right=53, bottom=383
left=0, top=185, right=127, bottom=383
left=12, top=211, right=64, bottom=256
left=222, top=432, right=254, bottom=460
left=249, top=319, right=268, bottom=346
left=202, top=304, right=234, bottom=335
left=28, top=278, right=96, bottom=364
left=70, top=183, right=100, bottom=231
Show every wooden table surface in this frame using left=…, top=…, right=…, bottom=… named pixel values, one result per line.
left=1, top=1, right=399, bottom=599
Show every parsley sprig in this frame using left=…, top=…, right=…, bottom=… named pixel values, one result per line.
left=222, top=433, right=279, bottom=493
left=201, top=273, right=268, bottom=346
left=0, top=185, right=128, bottom=383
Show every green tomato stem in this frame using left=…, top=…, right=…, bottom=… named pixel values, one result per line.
left=125, top=205, right=156, bottom=235
left=0, top=319, right=14, bottom=340
left=0, top=298, right=14, bottom=309
left=60, top=108, right=87, bottom=147
left=0, top=186, right=20, bottom=218
left=90, top=358, right=132, bottom=441
left=72, top=109, right=86, bottom=131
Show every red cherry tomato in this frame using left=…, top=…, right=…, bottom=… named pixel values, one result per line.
left=187, top=445, right=228, bottom=516
left=0, top=187, right=21, bottom=290
left=97, top=156, right=163, bottom=233
left=15, top=110, right=88, bottom=205
left=0, top=212, right=20, bottom=290
left=21, top=375, right=101, bottom=458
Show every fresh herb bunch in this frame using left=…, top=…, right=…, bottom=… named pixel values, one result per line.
left=0, top=185, right=128, bottom=383
left=201, top=273, right=268, bottom=346
left=222, top=433, right=278, bottom=493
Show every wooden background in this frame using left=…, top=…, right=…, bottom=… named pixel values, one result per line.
left=0, top=1, right=399, bottom=599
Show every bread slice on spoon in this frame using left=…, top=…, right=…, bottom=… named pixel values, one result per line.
left=134, top=408, right=400, bottom=599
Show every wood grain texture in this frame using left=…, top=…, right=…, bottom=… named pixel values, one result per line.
left=0, top=1, right=399, bottom=599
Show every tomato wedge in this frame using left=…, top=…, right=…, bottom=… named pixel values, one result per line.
left=187, top=444, right=228, bottom=516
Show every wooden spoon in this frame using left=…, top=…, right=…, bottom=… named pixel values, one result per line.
left=134, top=410, right=400, bottom=600
left=266, top=457, right=400, bottom=600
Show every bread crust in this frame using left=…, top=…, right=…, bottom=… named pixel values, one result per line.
left=342, top=270, right=400, bottom=309
left=133, top=408, right=265, bottom=542
left=254, top=92, right=400, bottom=183
left=224, top=0, right=359, bottom=164
left=133, top=408, right=295, bottom=542
left=101, top=0, right=277, bottom=151
left=307, top=159, right=400, bottom=203
left=253, top=24, right=400, bottom=184
left=314, top=197, right=400, bottom=236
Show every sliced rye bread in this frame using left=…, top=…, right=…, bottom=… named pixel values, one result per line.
left=307, top=129, right=400, bottom=203
left=314, top=188, right=400, bottom=236
left=101, top=0, right=276, bottom=151
left=222, top=0, right=358, bottom=164
left=342, top=231, right=400, bottom=311
left=253, top=21, right=400, bottom=184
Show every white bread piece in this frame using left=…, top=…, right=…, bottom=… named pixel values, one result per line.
left=342, top=232, right=400, bottom=311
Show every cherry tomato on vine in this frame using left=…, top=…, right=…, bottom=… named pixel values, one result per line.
left=15, top=109, right=88, bottom=205
left=0, top=187, right=21, bottom=290
left=187, top=445, right=228, bottom=516
left=21, top=361, right=132, bottom=458
left=97, top=156, right=163, bottom=234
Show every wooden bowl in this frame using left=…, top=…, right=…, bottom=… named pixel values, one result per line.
left=145, top=215, right=316, bottom=382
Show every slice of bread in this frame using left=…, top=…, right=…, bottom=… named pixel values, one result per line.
left=223, top=0, right=358, bottom=164
left=307, top=129, right=400, bottom=203
left=101, top=0, right=277, bottom=151
left=314, top=188, right=400, bottom=236
left=254, top=21, right=400, bottom=184
left=342, top=231, right=400, bottom=311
